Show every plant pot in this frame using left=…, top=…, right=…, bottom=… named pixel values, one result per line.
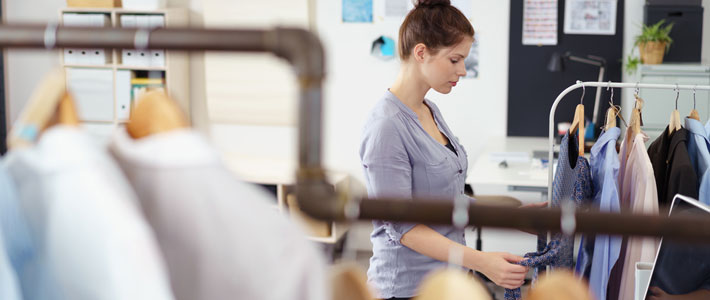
left=640, top=41, right=666, bottom=65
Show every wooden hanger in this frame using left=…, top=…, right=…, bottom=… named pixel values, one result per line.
left=689, top=86, right=700, bottom=121
left=604, top=105, right=617, bottom=131
left=126, top=90, right=188, bottom=139
left=630, top=96, right=644, bottom=136
left=604, top=84, right=617, bottom=131
left=569, top=104, right=585, bottom=157
left=669, top=87, right=682, bottom=136
left=7, top=68, right=79, bottom=149
left=330, top=264, right=374, bottom=300
left=526, top=271, right=594, bottom=300
left=415, top=269, right=491, bottom=300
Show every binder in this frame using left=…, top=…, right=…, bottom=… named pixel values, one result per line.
left=116, top=70, right=132, bottom=121
left=134, top=15, right=152, bottom=67
left=149, top=15, right=166, bottom=67
left=120, top=15, right=138, bottom=66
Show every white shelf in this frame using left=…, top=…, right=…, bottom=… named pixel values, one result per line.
left=63, top=64, right=113, bottom=69
left=116, top=65, right=166, bottom=71
left=59, top=7, right=190, bottom=138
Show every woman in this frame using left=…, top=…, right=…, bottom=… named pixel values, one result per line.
left=360, top=1, right=532, bottom=299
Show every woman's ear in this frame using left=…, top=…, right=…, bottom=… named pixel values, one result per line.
left=412, top=43, right=427, bottom=62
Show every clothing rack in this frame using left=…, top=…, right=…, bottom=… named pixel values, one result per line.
left=547, top=81, right=710, bottom=199
left=2, top=24, right=710, bottom=242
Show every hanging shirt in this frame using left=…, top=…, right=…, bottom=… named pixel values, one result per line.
left=647, top=126, right=698, bottom=207
left=504, top=132, right=593, bottom=300
left=0, top=164, right=59, bottom=300
left=4, top=126, right=174, bottom=300
left=0, top=168, right=22, bottom=300
left=583, top=127, right=622, bottom=300
left=360, top=90, right=471, bottom=299
left=686, top=118, right=710, bottom=205
left=613, top=128, right=660, bottom=300
left=109, top=129, right=327, bottom=300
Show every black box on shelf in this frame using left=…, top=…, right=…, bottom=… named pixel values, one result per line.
left=644, top=5, right=704, bottom=62
left=646, top=0, right=701, bottom=6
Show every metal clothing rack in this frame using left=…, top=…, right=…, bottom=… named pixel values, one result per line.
left=2, top=24, right=710, bottom=242
left=547, top=81, right=710, bottom=198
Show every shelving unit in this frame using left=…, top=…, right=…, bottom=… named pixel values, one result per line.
left=59, top=7, right=189, bottom=142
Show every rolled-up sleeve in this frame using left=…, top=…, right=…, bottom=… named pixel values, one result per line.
left=361, top=119, right=417, bottom=242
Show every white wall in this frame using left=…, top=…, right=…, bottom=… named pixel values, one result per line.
left=4, top=0, right=64, bottom=125
left=317, top=1, right=511, bottom=182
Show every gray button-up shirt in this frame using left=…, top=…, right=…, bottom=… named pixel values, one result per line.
left=360, top=91, right=472, bottom=298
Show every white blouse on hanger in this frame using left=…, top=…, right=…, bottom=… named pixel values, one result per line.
left=109, top=128, right=327, bottom=300
left=4, top=126, right=175, bottom=300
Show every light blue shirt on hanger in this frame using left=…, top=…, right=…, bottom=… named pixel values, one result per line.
left=587, top=127, right=622, bottom=300
left=686, top=118, right=710, bottom=205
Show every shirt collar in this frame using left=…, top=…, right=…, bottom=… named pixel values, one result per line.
left=685, top=117, right=710, bottom=141
left=591, top=127, right=620, bottom=156
left=384, top=89, right=437, bottom=120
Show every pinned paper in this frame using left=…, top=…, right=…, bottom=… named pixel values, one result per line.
left=371, top=36, right=396, bottom=60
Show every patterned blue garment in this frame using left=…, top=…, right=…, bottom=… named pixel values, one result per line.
left=504, top=132, right=594, bottom=300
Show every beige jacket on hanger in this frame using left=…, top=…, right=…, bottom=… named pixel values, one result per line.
left=616, top=128, right=660, bottom=300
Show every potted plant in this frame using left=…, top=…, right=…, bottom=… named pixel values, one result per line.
left=625, top=19, right=673, bottom=74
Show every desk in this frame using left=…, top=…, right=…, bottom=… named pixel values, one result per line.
left=467, top=136, right=554, bottom=200
left=465, top=137, right=554, bottom=255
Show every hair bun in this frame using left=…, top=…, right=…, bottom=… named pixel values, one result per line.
left=415, top=0, right=450, bottom=8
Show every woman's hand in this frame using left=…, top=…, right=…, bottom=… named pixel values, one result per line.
left=475, top=252, right=528, bottom=289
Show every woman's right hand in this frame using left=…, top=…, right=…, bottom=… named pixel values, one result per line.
left=475, top=252, right=528, bottom=289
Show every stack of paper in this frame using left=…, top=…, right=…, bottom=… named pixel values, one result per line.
left=62, top=13, right=110, bottom=65
left=120, top=14, right=165, bottom=67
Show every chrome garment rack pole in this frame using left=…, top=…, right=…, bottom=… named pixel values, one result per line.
left=547, top=81, right=710, bottom=198
left=3, top=24, right=710, bottom=242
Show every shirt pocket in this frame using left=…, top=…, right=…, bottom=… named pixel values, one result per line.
left=424, top=156, right=455, bottom=197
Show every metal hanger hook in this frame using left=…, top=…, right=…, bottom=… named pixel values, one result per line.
left=633, top=81, right=640, bottom=98
left=607, top=81, right=613, bottom=102
left=694, top=85, right=698, bottom=110
left=675, top=83, right=680, bottom=110
left=577, top=80, right=585, bottom=104
left=43, top=21, right=58, bottom=50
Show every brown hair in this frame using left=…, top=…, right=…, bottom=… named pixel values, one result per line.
left=398, top=0, right=474, bottom=60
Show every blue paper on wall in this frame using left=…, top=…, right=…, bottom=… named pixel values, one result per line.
left=343, top=0, right=373, bottom=23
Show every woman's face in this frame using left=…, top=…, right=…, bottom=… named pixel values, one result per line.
left=418, top=36, right=473, bottom=94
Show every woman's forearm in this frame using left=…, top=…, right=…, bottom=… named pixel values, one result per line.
left=400, top=224, right=483, bottom=270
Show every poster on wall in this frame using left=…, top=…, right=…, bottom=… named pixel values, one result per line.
left=563, top=0, right=617, bottom=35
left=343, top=0, right=374, bottom=23
left=522, top=0, right=558, bottom=46
left=464, top=33, right=479, bottom=78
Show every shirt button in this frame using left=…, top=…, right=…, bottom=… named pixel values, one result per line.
left=458, top=169, right=463, bottom=174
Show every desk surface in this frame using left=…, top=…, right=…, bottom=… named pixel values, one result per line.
left=466, top=136, right=555, bottom=189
